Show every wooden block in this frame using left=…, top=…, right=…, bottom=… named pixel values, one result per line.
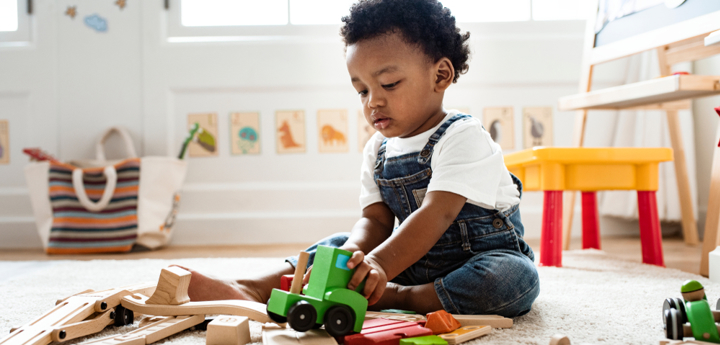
left=206, top=316, right=250, bottom=345
left=290, top=252, right=309, bottom=295
left=451, top=315, right=512, bottom=329
left=79, top=315, right=204, bottom=345
left=262, top=326, right=338, bottom=345
left=365, top=312, right=425, bottom=322
left=425, top=311, right=460, bottom=335
left=438, top=326, right=491, bottom=345
left=549, top=334, right=570, bottom=345
left=399, top=336, right=447, bottom=345
left=122, top=293, right=273, bottom=324
left=344, top=319, right=433, bottom=345
left=146, top=266, right=191, bottom=305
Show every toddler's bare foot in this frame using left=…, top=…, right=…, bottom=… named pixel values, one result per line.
left=171, top=265, right=264, bottom=302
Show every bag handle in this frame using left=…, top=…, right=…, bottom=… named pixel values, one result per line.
left=72, top=166, right=118, bottom=212
left=96, top=127, right=137, bottom=161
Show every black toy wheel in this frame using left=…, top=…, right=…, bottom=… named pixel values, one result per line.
left=324, top=305, right=354, bottom=337
left=664, top=308, right=684, bottom=340
left=662, top=298, right=687, bottom=324
left=267, top=305, right=288, bottom=324
left=114, top=305, right=134, bottom=326
left=288, top=301, right=317, bottom=332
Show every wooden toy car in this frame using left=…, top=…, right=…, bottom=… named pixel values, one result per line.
left=664, top=280, right=720, bottom=342
left=266, top=246, right=368, bottom=337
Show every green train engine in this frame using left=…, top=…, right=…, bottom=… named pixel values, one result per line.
left=266, top=245, right=368, bottom=337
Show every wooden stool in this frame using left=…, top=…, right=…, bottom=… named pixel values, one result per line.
left=504, top=147, right=673, bottom=267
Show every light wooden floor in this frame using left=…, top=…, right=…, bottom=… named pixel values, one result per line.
left=0, top=235, right=705, bottom=274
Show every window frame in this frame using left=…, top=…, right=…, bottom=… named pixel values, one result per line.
left=166, top=0, right=589, bottom=44
left=0, top=0, right=32, bottom=46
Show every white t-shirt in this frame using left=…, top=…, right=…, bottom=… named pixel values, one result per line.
left=360, top=110, right=520, bottom=211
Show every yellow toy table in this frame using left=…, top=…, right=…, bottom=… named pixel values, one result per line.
left=504, top=147, right=673, bottom=267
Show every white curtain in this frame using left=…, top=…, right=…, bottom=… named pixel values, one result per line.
left=583, top=52, right=698, bottom=223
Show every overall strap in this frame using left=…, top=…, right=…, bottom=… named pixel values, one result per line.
left=417, top=114, right=470, bottom=165
left=374, top=138, right=388, bottom=173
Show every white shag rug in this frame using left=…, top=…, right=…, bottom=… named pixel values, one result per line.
left=0, top=250, right=713, bottom=345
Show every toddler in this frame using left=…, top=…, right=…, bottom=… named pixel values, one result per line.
left=183, top=0, right=539, bottom=317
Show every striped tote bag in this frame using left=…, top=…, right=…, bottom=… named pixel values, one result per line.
left=25, top=127, right=187, bottom=254
left=44, top=159, right=141, bottom=253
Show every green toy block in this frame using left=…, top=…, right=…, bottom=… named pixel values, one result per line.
left=400, top=336, right=448, bottom=345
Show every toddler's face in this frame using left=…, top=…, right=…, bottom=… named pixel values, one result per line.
left=346, top=32, right=445, bottom=138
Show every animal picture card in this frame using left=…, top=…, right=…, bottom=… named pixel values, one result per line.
left=276, top=110, right=306, bottom=154
left=357, top=110, right=376, bottom=152
left=230, top=112, right=260, bottom=155
left=523, top=107, right=553, bottom=148
left=188, top=113, right=219, bottom=157
left=483, top=107, right=515, bottom=150
left=0, top=120, right=8, bottom=165
left=318, top=109, right=349, bottom=153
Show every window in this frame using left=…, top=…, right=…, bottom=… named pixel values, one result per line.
left=532, top=0, right=592, bottom=21
left=169, top=0, right=591, bottom=42
left=0, top=0, right=18, bottom=31
left=181, top=0, right=288, bottom=26
left=0, top=0, right=31, bottom=45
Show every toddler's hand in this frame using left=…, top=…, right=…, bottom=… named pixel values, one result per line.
left=346, top=251, right=387, bottom=306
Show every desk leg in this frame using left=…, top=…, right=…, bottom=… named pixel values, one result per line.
left=540, top=190, right=563, bottom=267
left=637, top=191, right=665, bottom=267
left=700, top=137, right=720, bottom=276
left=581, top=191, right=601, bottom=250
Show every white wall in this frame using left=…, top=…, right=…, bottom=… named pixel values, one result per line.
left=0, top=0, right=649, bottom=248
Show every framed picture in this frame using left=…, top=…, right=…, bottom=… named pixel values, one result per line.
left=522, top=107, right=553, bottom=148
left=317, top=109, right=349, bottom=153
left=230, top=112, right=260, bottom=155
left=483, top=107, right=515, bottom=150
left=276, top=110, right=306, bottom=154
left=188, top=113, right=219, bottom=157
left=357, top=110, right=376, bottom=152
left=0, top=120, right=8, bottom=165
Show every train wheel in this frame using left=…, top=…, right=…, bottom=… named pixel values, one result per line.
left=114, top=305, right=134, bottom=326
left=664, top=308, right=684, bottom=340
left=288, top=301, right=317, bottom=332
left=267, top=305, right=288, bottom=324
left=663, top=298, right=687, bottom=324
left=324, top=305, right=354, bottom=337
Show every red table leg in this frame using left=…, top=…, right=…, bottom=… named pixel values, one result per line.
left=540, top=190, right=563, bottom=267
left=581, top=191, right=601, bottom=250
left=637, top=191, right=665, bottom=267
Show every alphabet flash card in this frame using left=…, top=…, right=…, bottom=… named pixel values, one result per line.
left=276, top=110, right=306, bottom=154
left=230, top=112, right=260, bottom=155
left=483, top=107, right=515, bottom=150
left=357, top=110, right=376, bottom=152
left=522, top=107, right=553, bottom=148
left=188, top=113, right=219, bottom=157
left=0, top=120, right=8, bottom=165
left=318, top=109, right=349, bottom=153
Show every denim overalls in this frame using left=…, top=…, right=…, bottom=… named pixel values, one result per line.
left=288, top=114, right=540, bottom=317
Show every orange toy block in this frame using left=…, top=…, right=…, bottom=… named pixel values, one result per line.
left=425, top=311, right=461, bottom=335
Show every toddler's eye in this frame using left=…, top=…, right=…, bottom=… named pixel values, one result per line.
left=382, top=81, right=399, bottom=89
left=358, top=90, right=368, bottom=96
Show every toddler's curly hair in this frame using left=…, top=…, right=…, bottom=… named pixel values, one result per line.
left=340, top=0, right=471, bottom=83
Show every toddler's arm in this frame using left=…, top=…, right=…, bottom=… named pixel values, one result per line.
left=340, top=202, right=395, bottom=254
left=346, top=191, right=467, bottom=304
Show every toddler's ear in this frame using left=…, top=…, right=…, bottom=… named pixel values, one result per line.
left=434, top=57, right=455, bottom=92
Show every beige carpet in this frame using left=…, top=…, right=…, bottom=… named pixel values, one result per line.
left=0, top=250, right=713, bottom=345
